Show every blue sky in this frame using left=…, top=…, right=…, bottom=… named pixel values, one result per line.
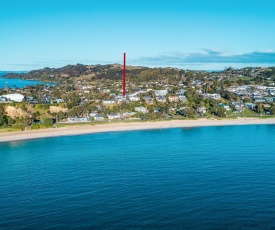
left=1, top=0, right=275, bottom=70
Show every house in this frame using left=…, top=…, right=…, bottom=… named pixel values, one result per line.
left=26, top=96, right=34, bottom=101
left=202, top=93, right=221, bottom=100
left=56, top=99, right=64, bottom=103
left=102, top=100, right=116, bottom=105
left=219, top=103, right=230, bottom=111
left=67, top=117, right=90, bottom=122
left=89, top=112, right=98, bottom=117
left=178, top=95, right=187, bottom=102
left=245, top=103, right=256, bottom=110
left=156, top=96, right=166, bottom=103
left=168, top=95, right=179, bottom=102
left=264, top=97, right=273, bottom=103
left=230, top=102, right=244, bottom=108
left=196, top=106, right=207, bottom=113
left=128, top=95, right=140, bottom=102
left=94, top=115, right=105, bottom=121
left=176, top=89, right=186, bottom=95
left=253, top=97, right=266, bottom=103
left=143, top=96, right=153, bottom=103
left=0, top=96, right=7, bottom=102
left=134, top=106, right=148, bottom=113
left=102, top=89, right=110, bottom=93
left=107, top=113, right=121, bottom=120
left=1, top=94, right=24, bottom=102
left=154, top=90, right=168, bottom=97
left=121, top=112, right=136, bottom=118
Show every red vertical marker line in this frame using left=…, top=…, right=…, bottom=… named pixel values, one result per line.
left=123, top=53, right=126, bottom=97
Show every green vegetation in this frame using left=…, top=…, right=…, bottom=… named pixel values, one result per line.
left=1, top=64, right=275, bottom=132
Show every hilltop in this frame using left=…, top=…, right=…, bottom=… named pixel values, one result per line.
left=2, top=64, right=157, bottom=82
left=1, top=63, right=192, bottom=86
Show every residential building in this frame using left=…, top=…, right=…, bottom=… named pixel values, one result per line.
left=134, top=106, right=148, bottom=113
left=168, top=95, right=179, bottom=102
left=154, top=90, right=168, bottom=97
left=107, top=113, right=121, bottom=120
left=1, top=94, right=24, bottom=102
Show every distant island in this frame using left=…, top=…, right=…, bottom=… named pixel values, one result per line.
left=1, top=64, right=275, bottom=134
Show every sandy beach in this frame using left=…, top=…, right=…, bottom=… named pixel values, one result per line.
left=0, top=118, right=275, bottom=143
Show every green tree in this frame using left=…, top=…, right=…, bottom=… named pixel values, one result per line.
left=211, top=106, right=226, bottom=117
left=43, top=118, right=54, bottom=127
left=255, top=103, right=264, bottom=115
left=0, top=115, right=8, bottom=126
left=270, top=105, right=275, bottom=115
left=57, top=111, right=66, bottom=121
left=182, top=108, right=197, bottom=118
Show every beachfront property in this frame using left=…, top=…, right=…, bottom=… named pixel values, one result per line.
left=196, top=106, right=207, bottom=114
left=67, top=117, right=90, bottom=122
left=121, top=112, right=136, bottom=118
left=107, top=113, right=120, bottom=120
left=219, top=103, right=230, bottom=111
left=94, top=115, right=105, bottom=121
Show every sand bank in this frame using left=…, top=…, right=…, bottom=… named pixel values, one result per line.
left=0, top=118, right=275, bottom=143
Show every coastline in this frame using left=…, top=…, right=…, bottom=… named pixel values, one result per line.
left=0, top=118, right=275, bottom=143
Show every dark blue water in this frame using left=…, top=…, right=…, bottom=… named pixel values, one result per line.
left=1, top=125, right=275, bottom=229
left=0, top=72, right=54, bottom=88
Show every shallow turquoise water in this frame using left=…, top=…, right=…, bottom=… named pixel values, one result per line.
left=1, top=125, right=275, bottom=229
left=0, top=72, right=54, bottom=88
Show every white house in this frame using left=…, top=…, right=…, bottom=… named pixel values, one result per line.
left=102, top=100, right=116, bottom=105
left=94, top=115, right=105, bottom=121
left=155, top=90, right=168, bottom=97
left=197, top=106, right=207, bottom=113
left=107, top=113, right=121, bottom=120
left=0, top=96, right=7, bottom=102
left=67, top=117, right=90, bottom=122
left=156, top=96, right=166, bottom=103
left=2, top=94, right=24, bottom=102
left=219, top=103, right=230, bottom=111
left=89, top=112, right=98, bottom=118
left=176, top=89, right=186, bottom=95
left=121, top=112, right=136, bottom=118
left=179, top=95, right=187, bottom=102
left=128, top=95, right=140, bottom=102
left=56, top=99, right=64, bottom=103
left=201, top=93, right=221, bottom=100
left=134, top=106, right=148, bottom=113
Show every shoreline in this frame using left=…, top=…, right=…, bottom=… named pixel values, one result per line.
left=0, top=118, right=275, bottom=143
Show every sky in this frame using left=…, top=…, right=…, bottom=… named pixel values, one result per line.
left=1, top=0, right=275, bottom=71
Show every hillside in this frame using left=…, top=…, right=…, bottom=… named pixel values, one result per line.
left=2, top=64, right=154, bottom=82
left=1, top=63, right=191, bottom=84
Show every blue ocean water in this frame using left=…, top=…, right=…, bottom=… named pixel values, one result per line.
left=1, top=125, right=275, bottom=229
left=0, top=72, right=54, bottom=89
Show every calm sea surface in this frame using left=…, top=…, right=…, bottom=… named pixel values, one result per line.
left=0, top=72, right=54, bottom=88
left=1, top=125, right=275, bottom=229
